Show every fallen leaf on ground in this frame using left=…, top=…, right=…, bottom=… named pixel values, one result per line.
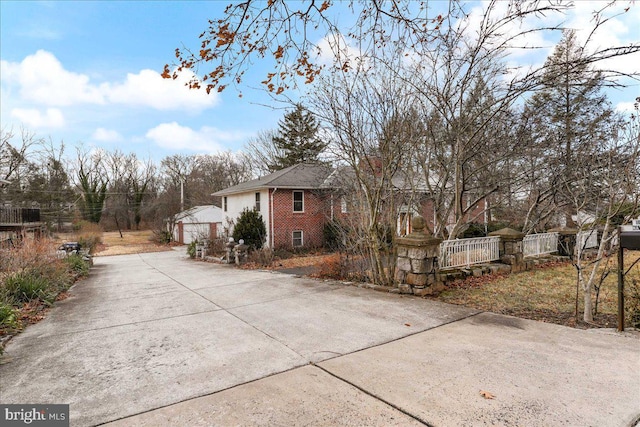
left=480, top=390, right=495, bottom=399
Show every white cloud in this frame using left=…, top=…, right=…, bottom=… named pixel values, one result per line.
left=10, top=107, right=65, bottom=128
left=463, top=1, right=639, bottom=68
left=145, top=122, right=249, bottom=152
left=5, top=50, right=105, bottom=106
left=567, top=1, right=640, bottom=76
left=616, top=101, right=637, bottom=113
left=456, top=1, right=640, bottom=87
left=104, top=69, right=219, bottom=111
left=0, top=50, right=218, bottom=111
left=315, top=34, right=368, bottom=71
left=91, top=127, right=122, bottom=142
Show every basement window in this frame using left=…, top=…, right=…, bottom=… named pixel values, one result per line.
left=292, top=230, right=303, bottom=247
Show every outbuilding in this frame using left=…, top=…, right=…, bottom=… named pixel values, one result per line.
left=171, top=205, right=223, bottom=245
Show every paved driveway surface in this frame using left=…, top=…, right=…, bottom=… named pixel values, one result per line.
left=1, top=249, right=638, bottom=426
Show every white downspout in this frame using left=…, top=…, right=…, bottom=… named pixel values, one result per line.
left=270, top=188, right=277, bottom=248
left=330, top=194, right=334, bottom=221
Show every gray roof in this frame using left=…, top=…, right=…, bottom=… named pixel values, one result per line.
left=212, top=163, right=334, bottom=196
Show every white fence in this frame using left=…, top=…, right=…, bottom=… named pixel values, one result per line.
left=577, top=230, right=598, bottom=250
left=437, top=230, right=597, bottom=270
left=523, top=232, right=559, bottom=257
left=439, top=236, right=501, bottom=269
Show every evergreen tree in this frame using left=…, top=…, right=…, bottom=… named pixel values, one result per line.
left=270, top=104, right=326, bottom=170
left=232, top=208, right=266, bottom=249
left=526, top=29, right=616, bottom=224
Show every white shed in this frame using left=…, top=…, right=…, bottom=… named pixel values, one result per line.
left=171, top=205, right=224, bottom=244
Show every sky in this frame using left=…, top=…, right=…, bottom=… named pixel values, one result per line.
left=1, top=1, right=639, bottom=162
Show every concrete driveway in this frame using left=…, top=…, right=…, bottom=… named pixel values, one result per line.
left=1, top=249, right=638, bottom=426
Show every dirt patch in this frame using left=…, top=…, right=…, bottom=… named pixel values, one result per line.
left=272, top=254, right=334, bottom=270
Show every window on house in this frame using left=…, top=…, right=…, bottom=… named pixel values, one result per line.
left=341, top=196, right=348, bottom=213
left=293, top=191, right=304, bottom=212
left=255, top=192, right=261, bottom=211
left=223, top=196, right=228, bottom=212
left=292, top=230, right=303, bottom=247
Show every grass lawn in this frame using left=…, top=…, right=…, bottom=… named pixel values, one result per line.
left=96, top=230, right=173, bottom=256
left=434, top=251, right=640, bottom=329
left=54, top=229, right=173, bottom=256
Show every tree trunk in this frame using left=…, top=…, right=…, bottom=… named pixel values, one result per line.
left=583, top=280, right=594, bottom=323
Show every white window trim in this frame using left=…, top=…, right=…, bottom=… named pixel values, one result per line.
left=340, top=196, right=348, bottom=213
left=255, top=192, right=261, bottom=211
left=223, top=196, right=228, bottom=212
left=293, top=190, right=304, bottom=213
left=292, top=230, right=303, bottom=247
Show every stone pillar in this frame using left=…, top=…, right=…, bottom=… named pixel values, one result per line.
left=234, top=240, right=249, bottom=265
left=225, top=238, right=235, bottom=264
left=395, top=216, right=443, bottom=296
left=548, top=227, right=577, bottom=257
left=488, top=227, right=525, bottom=272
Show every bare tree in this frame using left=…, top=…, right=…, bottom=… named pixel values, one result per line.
left=163, top=0, right=445, bottom=94
left=242, top=129, right=283, bottom=177
left=164, top=0, right=640, bottom=284
left=25, top=139, right=75, bottom=230
left=130, top=156, right=157, bottom=230
left=102, top=151, right=158, bottom=234
left=564, top=110, right=640, bottom=323
left=0, top=127, right=43, bottom=202
left=165, top=1, right=638, bottom=95
left=149, top=152, right=251, bottom=240
left=309, top=65, right=416, bottom=285
left=74, top=147, right=109, bottom=224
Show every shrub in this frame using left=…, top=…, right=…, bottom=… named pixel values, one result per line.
left=461, top=221, right=517, bottom=238
left=74, top=220, right=103, bottom=254
left=233, top=208, right=266, bottom=250
left=315, top=253, right=350, bottom=280
left=323, top=220, right=345, bottom=250
left=462, top=222, right=488, bottom=238
left=627, top=277, right=640, bottom=329
left=207, top=237, right=227, bottom=256
left=152, top=229, right=172, bottom=244
left=0, top=302, right=18, bottom=329
left=64, top=254, right=90, bottom=277
left=248, top=248, right=275, bottom=267
left=187, top=241, right=197, bottom=258
left=4, top=270, right=54, bottom=303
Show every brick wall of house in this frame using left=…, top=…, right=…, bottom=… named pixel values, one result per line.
left=270, top=189, right=328, bottom=249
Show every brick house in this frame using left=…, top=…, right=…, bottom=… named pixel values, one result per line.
left=213, top=164, right=335, bottom=249
left=213, top=163, right=489, bottom=249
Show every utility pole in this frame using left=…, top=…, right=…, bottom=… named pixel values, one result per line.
left=180, top=178, right=184, bottom=212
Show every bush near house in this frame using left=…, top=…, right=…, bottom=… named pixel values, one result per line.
left=233, top=208, right=266, bottom=250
